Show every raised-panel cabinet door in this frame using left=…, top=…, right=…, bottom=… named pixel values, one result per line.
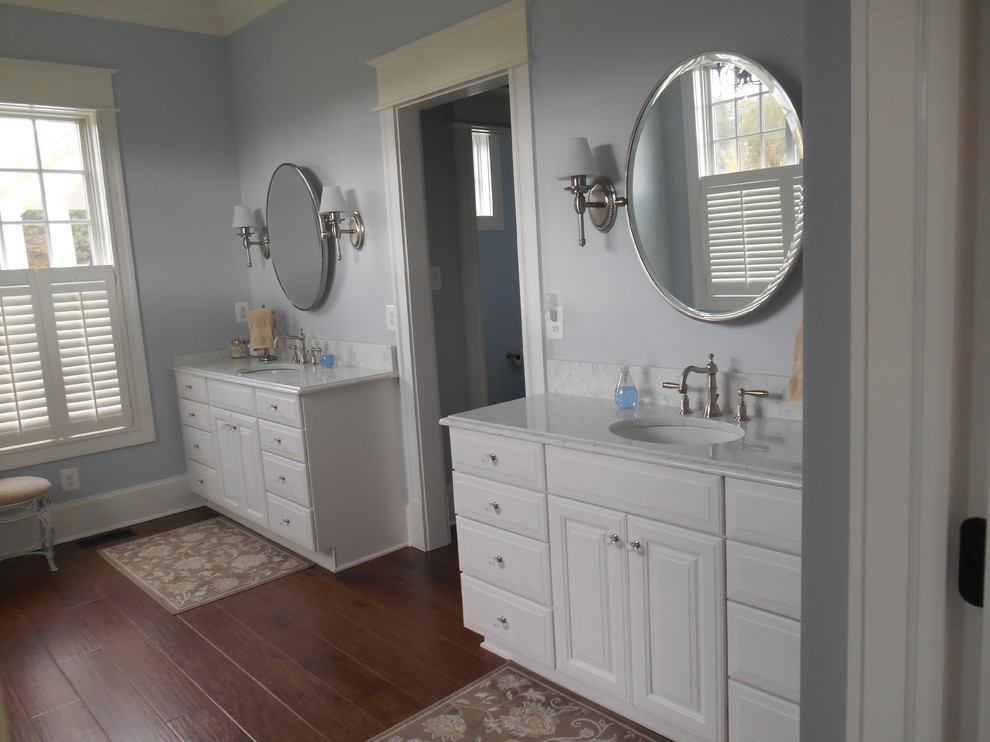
left=212, top=408, right=267, bottom=526
left=232, top=412, right=269, bottom=527
left=548, top=496, right=629, bottom=699
left=627, top=515, right=725, bottom=742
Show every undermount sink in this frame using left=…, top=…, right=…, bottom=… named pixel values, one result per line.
left=609, top=417, right=744, bottom=445
left=235, top=364, right=300, bottom=375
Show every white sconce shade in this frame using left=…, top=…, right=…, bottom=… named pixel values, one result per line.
left=319, top=185, right=348, bottom=214
left=231, top=205, right=256, bottom=230
left=556, top=137, right=598, bottom=180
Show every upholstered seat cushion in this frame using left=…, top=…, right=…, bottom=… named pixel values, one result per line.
left=0, top=476, right=52, bottom=506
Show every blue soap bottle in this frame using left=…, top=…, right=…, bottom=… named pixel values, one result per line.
left=614, top=366, right=639, bottom=409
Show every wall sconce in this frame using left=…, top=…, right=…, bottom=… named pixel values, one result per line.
left=318, top=186, right=365, bottom=261
left=231, top=205, right=270, bottom=267
left=556, top=137, right=625, bottom=246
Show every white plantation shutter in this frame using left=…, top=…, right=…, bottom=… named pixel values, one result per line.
left=0, top=279, right=49, bottom=445
left=699, top=165, right=802, bottom=300
left=0, top=266, right=130, bottom=451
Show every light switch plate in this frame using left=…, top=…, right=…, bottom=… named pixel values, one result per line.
left=385, top=304, right=397, bottom=331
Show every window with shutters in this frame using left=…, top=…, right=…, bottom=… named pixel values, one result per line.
left=685, top=64, right=802, bottom=310
left=0, top=58, right=153, bottom=469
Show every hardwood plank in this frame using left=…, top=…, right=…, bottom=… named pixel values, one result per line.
left=182, top=602, right=383, bottom=742
left=166, top=705, right=252, bottom=742
left=1, top=675, right=44, bottom=742
left=260, top=579, right=501, bottom=707
left=0, top=609, right=79, bottom=717
left=71, top=597, right=211, bottom=723
left=58, top=650, right=178, bottom=742
left=219, top=589, right=391, bottom=702
left=99, top=583, right=328, bottom=742
left=30, top=700, right=110, bottom=742
left=13, top=576, right=100, bottom=662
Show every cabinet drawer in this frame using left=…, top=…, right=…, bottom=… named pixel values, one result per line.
left=267, top=494, right=316, bottom=550
left=453, top=472, right=547, bottom=541
left=178, top=398, right=211, bottom=432
left=175, top=372, right=208, bottom=403
left=259, top=419, right=306, bottom=463
left=726, top=479, right=802, bottom=554
left=728, top=602, right=801, bottom=702
left=207, top=379, right=255, bottom=415
left=546, top=446, right=722, bottom=534
left=187, top=460, right=220, bottom=502
left=256, top=389, right=302, bottom=427
left=728, top=681, right=799, bottom=742
left=727, top=541, right=801, bottom=620
left=181, top=424, right=216, bottom=468
left=461, top=575, right=554, bottom=666
left=262, top=453, right=311, bottom=507
left=456, top=517, right=551, bottom=605
left=449, top=429, right=545, bottom=491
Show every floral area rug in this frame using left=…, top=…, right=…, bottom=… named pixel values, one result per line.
left=368, top=664, right=670, bottom=741
left=98, top=517, right=310, bottom=613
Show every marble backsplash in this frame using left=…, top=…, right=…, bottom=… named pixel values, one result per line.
left=547, top=359, right=802, bottom=422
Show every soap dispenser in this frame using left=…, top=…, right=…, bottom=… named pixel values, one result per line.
left=614, top=366, right=639, bottom=409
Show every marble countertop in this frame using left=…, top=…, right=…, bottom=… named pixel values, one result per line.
left=441, top=393, right=802, bottom=486
left=172, top=355, right=398, bottom=395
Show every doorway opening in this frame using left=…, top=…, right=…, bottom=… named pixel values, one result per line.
left=420, top=87, right=527, bottom=522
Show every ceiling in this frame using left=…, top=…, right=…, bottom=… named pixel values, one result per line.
left=1, top=0, right=288, bottom=36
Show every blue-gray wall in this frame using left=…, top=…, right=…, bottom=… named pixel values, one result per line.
left=0, top=0, right=852, bottom=736
left=0, top=5, right=246, bottom=501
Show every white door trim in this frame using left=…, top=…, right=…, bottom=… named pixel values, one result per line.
left=847, top=0, right=963, bottom=739
left=372, top=1, right=545, bottom=550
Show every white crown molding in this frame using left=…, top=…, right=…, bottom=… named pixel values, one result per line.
left=1, top=0, right=287, bottom=36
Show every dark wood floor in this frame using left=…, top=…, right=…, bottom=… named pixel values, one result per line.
left=0, top=508, right=503, bottom=742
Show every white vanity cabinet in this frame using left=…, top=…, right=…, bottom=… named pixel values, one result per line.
left=724, top=478, right=802, bottom=742
left=174, top=364, right=406, bottom=572
left=446, top=421, right=801, bottom=742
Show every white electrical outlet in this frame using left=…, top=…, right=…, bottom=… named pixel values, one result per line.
left=234, top=301, right=249, bottom=323
left=385, top=304, right=397, bottom=331
left=60, top=467, right=79, bottom=491
left=546, top=306, right=564, bottom=339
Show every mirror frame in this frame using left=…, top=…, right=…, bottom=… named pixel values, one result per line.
left=625, top=52, right=803, bottom=322
left=266, top=163, right=332, bottom=311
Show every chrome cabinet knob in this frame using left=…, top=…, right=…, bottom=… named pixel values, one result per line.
left=277, top=475, right=286, bottom=483
left=184, top=384, right=192, bottom=390
left=483, top=452, right=498, bottom=464
left=604, top=533, right=620, bottom=545
left=280, top=517, right=290, bottom=526
left=273, top=437, right=282, bottom=445
left=485, top=501, right=501, bottom=513
left=192, top=443, right=200, bottom=449
left=493, top=615, right=508, bottom=628
left=627, top=539, right=643, bottom=552
left=490, top=555, right=504, bottom=567
left=268, top=403, right=278, bottom=411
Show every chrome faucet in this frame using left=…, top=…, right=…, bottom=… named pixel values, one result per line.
left=662, top=353, right=721, bottom=417
left=274, top=328, right=306, bottom=364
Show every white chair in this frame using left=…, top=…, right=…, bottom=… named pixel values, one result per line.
left=0, top=476, right=56, bottom=572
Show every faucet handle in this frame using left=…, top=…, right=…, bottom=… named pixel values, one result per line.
left=734, top=388, right=769, bottom=421
left=663, top=381, right=692, bottom=415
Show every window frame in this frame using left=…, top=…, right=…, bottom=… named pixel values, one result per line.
left=0, top=57, right=154, bottom=470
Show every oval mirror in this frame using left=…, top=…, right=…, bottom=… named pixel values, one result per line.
left=266, top=163, right=332, bottom=310
left=626, top=52, right=803, bottom=321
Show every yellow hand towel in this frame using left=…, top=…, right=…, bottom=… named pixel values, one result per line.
left=247, top=308, right=276, bottom=350
left=788, top=318, right=803, bottom=404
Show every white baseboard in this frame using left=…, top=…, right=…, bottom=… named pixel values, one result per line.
left=54, top=475, right=203, bottom=543
left=1, top=475, right=203, bottom=557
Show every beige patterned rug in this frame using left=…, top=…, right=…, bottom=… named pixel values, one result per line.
left=99, top=517, right=310, bottom=613
left=369, top=664, right=669, bottom=741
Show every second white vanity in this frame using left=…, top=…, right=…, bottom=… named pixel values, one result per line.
left=442, top=393, right=801, bottom=742
left=173, top=347, right=407, bottom=572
